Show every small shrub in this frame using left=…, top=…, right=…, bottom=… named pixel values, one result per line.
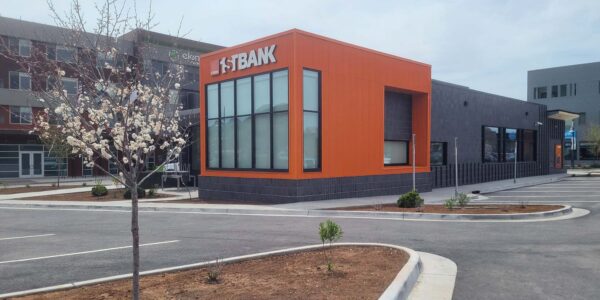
left=206, top=258, right=224, bottom=284
left=82, top=182, right=87, bottom=187
left=91, top=185, right=108, bottom=197
left=397, top=190, right=424, bottom=208
left=318, top=219, right=343, bottom=272
left=456, top=193, right=470, bottom=208
left=123, top=188, right=146, bottom=199
left=25, top=184, right=31, bottom=188
left=444, top=197, right=457, bottom=210
left=147, top=188, right=156, bottom=197
left=51, top=183, right=56, bottom=188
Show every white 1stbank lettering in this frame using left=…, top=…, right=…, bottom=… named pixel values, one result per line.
left=217, top=45, right=276, bottom=75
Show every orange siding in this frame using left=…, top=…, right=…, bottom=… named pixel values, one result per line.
left=199, top=29, right=431, bottom=180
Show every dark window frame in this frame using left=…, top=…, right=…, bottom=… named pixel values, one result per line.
left=302, top=68, right=322, bottom=172
left=430, top=141, right=447, bottom=166
left=205, top=68, right=289, bottom=172
left=482, top=126, right=538, bottom=163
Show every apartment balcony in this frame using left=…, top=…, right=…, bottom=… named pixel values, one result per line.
left=0, top=88, right=44, bottom=107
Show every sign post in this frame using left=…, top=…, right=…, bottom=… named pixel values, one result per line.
left=454, top=137, right=458, bottom=197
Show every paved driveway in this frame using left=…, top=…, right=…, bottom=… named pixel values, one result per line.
left=0, top=177, right=599, bottom=299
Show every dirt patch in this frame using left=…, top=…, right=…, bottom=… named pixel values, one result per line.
left=332, top=204, right=564, bottom=214
left=19, top=189, right=171, bottom=202
left=0, top=186, right=81, bottom=195
left=14, top=246, right=408, bottom=300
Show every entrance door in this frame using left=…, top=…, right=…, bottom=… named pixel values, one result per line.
left=20, top=151, right=44, bottom=177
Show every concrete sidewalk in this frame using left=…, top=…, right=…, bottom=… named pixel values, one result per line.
left=274, top=173, right=567, bottom=210
left=0, top=173, right=566, bottom=212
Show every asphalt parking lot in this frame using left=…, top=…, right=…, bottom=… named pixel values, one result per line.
left=0, top=176, right=599, bottom=299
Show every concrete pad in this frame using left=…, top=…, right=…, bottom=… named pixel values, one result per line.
left=408, top=252, right=457, bottom=300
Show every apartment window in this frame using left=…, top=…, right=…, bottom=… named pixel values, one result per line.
left=430, top=142, right=447, bottom=166
left=535, top=86, right=547, bottom=99
left=303, top=69, right=321, bottom=170
left=47, top=77, right=79, bottom=95
left=18, top=39, right=31, bottom=57
left=206, top=69, right=289, bottom=170
left=46, top=44, right=56, bottom=60
left=560, top=84, right=567, bottom=97
left=10, top=106, right=32, bottom=124
left=183, top=65, right=199, bottom=86
left=151, top=60, right=169, bottom=77
left=9, top=72, right=31, bottom=90
left=504, top=128, right=517, bottom=162
left=483, top=127, right=500, bottom=162
left=574, top=83, right=577, bottom=96
left=551, top=85, right=558, bottom=98
left=56, top=46, right=77, bottom=63
left=182, top=91, right=199, bottom=110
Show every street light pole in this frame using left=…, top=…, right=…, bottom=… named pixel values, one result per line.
left=454, top=137, right=458, bottom=197
left=412, top=133, right=416, bottom=191
left=514, top=139, right=518, bottom=184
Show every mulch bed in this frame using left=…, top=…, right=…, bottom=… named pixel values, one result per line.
left=14, top=246, right=408, bottom=300
left=19, top=189, right=171, bottom=202
left=0, top=186, right=80, bottom=195
left=332, top=204, right=564, bottom=214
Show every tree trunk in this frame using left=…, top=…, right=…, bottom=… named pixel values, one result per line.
left=131, top=185, right=140, bottom=300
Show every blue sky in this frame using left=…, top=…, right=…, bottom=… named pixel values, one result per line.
left=2, top=0, right=600, bottom=100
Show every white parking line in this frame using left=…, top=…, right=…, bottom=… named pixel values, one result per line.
left=0, top=240, right=179, bottom=265
left=489, top=195, right=600, bottom=198
left=499, top=191, right=600, bottom=193
left=0, top=234, right=56, bottom=241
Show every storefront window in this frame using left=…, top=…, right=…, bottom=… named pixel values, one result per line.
left=430, top=142, right=446, bottom=166
left=504, top=128, right=517, bottom=162
left=303, top=69, right=320, bottom=170
left=384, top=141, right=408, bottom=165
left=206, top=69, right=289, bottom=170
left=521, top=130, right=536, bottom=161
left=579, top=142, right=599, bottom=160
left=483, top=127, right=500, bottom=162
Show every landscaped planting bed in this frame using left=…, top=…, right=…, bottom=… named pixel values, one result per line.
left=19, top=189, right=170, bottom=202
left=14, top=246, right=408, bottom=300
left=332, top=204, right=564, bottom=214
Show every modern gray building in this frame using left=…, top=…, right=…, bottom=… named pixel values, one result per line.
left=528, top=62, right=600, bottom=162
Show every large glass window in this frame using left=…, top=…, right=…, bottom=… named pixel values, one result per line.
left=9, top=72, right=31, bottom=90
left=534, top=86, right=547, bottom=99
left=430, top=142, right=447, bottom=166
left=521, top=129, right=536, bottom=162
left=384, top=141, right=408, bottom=165
left=303, top=69, right=320, bottom=170
left=579, top=142, right=599, bottom=160
left=504, top=128, right=517, bottom=162
left=206, top=69, right=288, bottom=170
left=10, top=106, right=32, bottom=124
left=483, top=127, right=500, bottom=162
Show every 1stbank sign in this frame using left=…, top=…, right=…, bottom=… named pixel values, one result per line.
left=211, top=45, right=276, bottom=76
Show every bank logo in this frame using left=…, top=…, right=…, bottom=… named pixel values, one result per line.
left=211, top=44, right=277, bottom=76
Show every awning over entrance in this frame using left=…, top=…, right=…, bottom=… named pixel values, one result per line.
left=547, top=110, right=580, bottom=121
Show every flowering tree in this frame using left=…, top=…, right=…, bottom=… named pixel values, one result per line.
left=1, top=1, right=190, bottom=299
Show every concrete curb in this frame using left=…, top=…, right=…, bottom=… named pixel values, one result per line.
left=0, top=202, right=573, bottom=221
left=0, top=243, right=422, bottom=300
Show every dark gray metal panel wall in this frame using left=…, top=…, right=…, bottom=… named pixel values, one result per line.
left=431, top=80, right=543, bottom=163
left=198, top=173, right=431, bottom=203
left=384, top=91, right=412, bottom=140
